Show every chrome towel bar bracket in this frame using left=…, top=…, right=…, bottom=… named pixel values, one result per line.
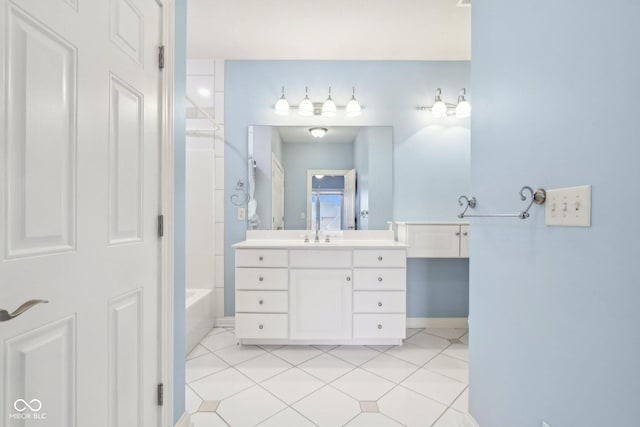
left=458, top=186, right=546, bottom=220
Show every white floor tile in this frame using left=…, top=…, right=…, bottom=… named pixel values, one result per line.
left=424, top=328, right=468, bottom=340
left=293, top=385, right=360, bottom=426
left=443, top=343, right=469, bottom=362
left=234, top=353, right=292, bottom=383
left=185, top=385, right=202, bottom=414
left=401, top=369, right=467, bottom=406
left=329, top=345, right=379, bottom=366
left=367, top=345, right=394, bottom=352
left=271, top=346, right=323, bottom=365
left=261, top=368, right=325, bottom=404
left=345, top=413, right=404, bottom=427
left=385, top=342, right=440, bottom=366
left=331, top=368, right=395, bottom=401
left=378, top=386, right=447, bottom=427
left=313, top=344, right=339, bottom=352
left=190, top=412, right=228, bottom=427
left=406, top=328, right=423, bottom=337
left=216, top=385, right=286, bottom=427
left=361, top=353, right=420, bottom=383
left=298, top=352, right=356, bottom=383
left=189, top=367, right=254, bottom=401
left=424, top=354, right=469, bottom=384
left=214, top=344, right=266, bottom=365
left=201, top=331, right=238, bottom=352
left=257, top=408, right=316, bottom=427
left=433, top=408, right=476, bottom=427
left=406, top=332, right=451, bottom=351
left=207, top=327, right=229, bottom=336
left=186, top=353, right=228, bottom=383
left=187, top=344, right=210, bottom=360
left=451, top=387, right=469, bottom=413
left=258, top=344, right=284, bottom=352
left=460, top=333, right=469, bottom=345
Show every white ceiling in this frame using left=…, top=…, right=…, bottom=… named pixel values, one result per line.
left=277, top=126, right=361, bottom=144
left=187, top=0, right=471, bottom=60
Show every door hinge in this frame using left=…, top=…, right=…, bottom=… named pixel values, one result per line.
left=158, top=214, right=164, bottom=237
left=157, top=383, right=164, bottom=406
left=158, top=45, right=165, bottom=70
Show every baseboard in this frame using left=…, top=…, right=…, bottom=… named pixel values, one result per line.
left=175, top=411, right=191, bottom=427
left=406, top=317, right=468, bottom=329
left=214, top=316, right=235, bottom=328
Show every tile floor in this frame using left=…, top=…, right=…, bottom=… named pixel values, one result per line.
left=186, top=327, right=473, bottom=427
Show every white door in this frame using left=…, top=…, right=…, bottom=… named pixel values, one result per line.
left=290, top=269, right=352, bottom=340
left=271, top=155, right=285, bottom=230
left=0, top=1, right=163, bottom=426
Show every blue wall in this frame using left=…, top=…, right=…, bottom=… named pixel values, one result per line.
left=173, top=0, right=186, bottom=423
left=225, top=61, right=471, bottom=318
left=470, top=2, right=640, bottom=426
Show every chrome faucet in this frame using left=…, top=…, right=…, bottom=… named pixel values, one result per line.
left=304, top=235, right=309, bottom=243
left=314, top=229, right=320, bottom=243
left=325, top=234, right=331, bottom=243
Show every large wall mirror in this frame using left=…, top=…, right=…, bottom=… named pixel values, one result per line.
left=247, top=125, right=393, bottom=231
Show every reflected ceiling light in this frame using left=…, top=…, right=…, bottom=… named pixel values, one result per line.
left=309, top=127, right=328, bottom=139
left=299, top=87, right=314, bottom=117
left=455, top=88, right=471, bottom=118
left=274, top=86, right=290, bottom=115
left=197, top=87, right=211, bottom=97
left=322, top=87, right=337, bottom=117
left=314, top=174, right=325, bottom=179
left=431, top=88, right=448, bottom=118
left=346, top=87, right=362, bottom=117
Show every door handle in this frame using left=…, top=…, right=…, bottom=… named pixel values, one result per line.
left=0, top=300, right=48, bottom=322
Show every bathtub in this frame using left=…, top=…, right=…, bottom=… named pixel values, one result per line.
left=185, top=288, right=214, bottom=355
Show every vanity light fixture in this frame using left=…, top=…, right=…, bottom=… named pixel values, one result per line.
left=322, top=87, right=337, bottom=117
left=197, top=87, right=211, bottom=97
left=309, top=127, right=328, bottom=139
left=299, top=87, right=314, bottom=117
left=419, top=88, right=472, bottom=118
left=346, top=87, right=362, bottom=117
left=274, top=86, right=290, bottom=115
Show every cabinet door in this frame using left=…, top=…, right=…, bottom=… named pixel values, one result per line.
left=290, top=269, right=352, bottom=340
left=407, top=225, right=461, bottom=258
left=460, top=225, right=470, bottom=258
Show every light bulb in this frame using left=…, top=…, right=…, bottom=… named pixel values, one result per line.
left=346, top=87, right=362, bottom=117
left=299, top=87, right=314, bottom=116
left=431, top=100, right=448, bottom=118
left=309, top=127, right=328, bottom=138
left=198, top=88, right=211, bottom=97
left=322, top=87, right=337, bottom=117
left=274, top=86, right=290, bottom=115
left=455, top=100, right=471, bottom=117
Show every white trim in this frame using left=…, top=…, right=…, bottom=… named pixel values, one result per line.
left=174, top=412, right=191, bottom=427
left=159, top=0, right=175, bottom=426
left=406, top=317, right=469, bottom=329
left=214, top=316, right=236, bottom=328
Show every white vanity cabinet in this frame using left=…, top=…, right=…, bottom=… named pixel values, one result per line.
left=234, top=233, right=407, bottom=345
left=395, top=222, right=470, bottom=258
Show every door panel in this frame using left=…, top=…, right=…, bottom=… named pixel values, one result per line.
left=0, top=1, right=163, bottom=426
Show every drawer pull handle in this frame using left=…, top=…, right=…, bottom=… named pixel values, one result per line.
left=346, top=277, right=351, bottom=282
left=378, top=256, right=383, bottom=261
left=259, top=256, right=264, bottom=261
left=378, top=302, right=382, bottom=307
left=463, top=232, right=468, bottom=236
left=377, top=324, right=383, bottom=330
left=259, top=299, right=264, bottom=305
left=378, top=277, right=383, bottom=282
left=259, top=276, right=264, bottom=282
left=259, top=324, right=264, bottom=330
left=455, top=232, right=461, bottom=236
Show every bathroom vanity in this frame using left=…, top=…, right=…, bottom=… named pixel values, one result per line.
left=233, top=231, right=407, bottom=345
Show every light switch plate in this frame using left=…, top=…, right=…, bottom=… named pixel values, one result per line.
left=237, top=207, right=246, bottom=221
left=545, top=185, right=591, bottom=227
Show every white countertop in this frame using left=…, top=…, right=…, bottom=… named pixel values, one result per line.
left=390, top=221, right=470, bottom=225
left=233, top=239, right=408, bottom=249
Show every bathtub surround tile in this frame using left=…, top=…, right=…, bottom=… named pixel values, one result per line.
left=214, top=130, right=225, bottom=157
left=189, top=367, right=254, bottom=401
left=292, top=385, right=360, bottom=426
left=298, top=352, right=355, bottom=383
left=214, top=222, right=225, bottom=254
left=198, top=400, right=220, bottom=412
left=261, top=368, right=324, bottom=405
left=361, top=353, right=420, bottom=383
left=214, top=288, right=225, bottom=319
left=359, top=401, right=379, bottom=413
left=424, top=328, right=468, bottom=340
left=215, top=190, right=225, bottom=224
left=385, top=342, right=440, bottom=366
left=378, top=386, right=447, bottom=427
left=214, top=343, right=266, bottom=365
left=271, top=346, right=322, bottom=366
left=257, top=408, right=316, bottom=427
left=406, top=332, right=451, bottom=351
left=214, top=60, right=225, bottom=92
left=214, top=92, right=225, bottom=124
left=346, top=413, right=404, bottom=426
left=424, top=354, right=469, bottom=384
left=401, top=369, right=467, bottom=406
left=201, top=330, right=237, bottom=352
left=443, top=343, right=469, bottom=362
left=215, top=256, right=225, bottom=288
left=190, top=412, right=228, bottom=427
left=328, top=346, right=379, bottom=366
left=185, top=353, right=229, bottom=383
left=331, top=368, right=395, bottom=401
left=216, top=385, right=286, bottom=426
left=234, top=353, right=292, bottom=383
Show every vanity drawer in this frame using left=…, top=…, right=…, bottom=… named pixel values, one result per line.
left=236, top=268, right=288, bottom=290
left=289, top=250, right=352, bottom=268
left=353, top=292, right=406, bottom=313
left=236, top=291, right=288, bottom=313
left=353, top=250, right=406, bottom=268
left=236, top=313, right=288, bottom=339
left=353, top=269, right=406, bottom=291
left=236, top=249, right=288, bottom=268
left=353, top=314, right=406, bottom=339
